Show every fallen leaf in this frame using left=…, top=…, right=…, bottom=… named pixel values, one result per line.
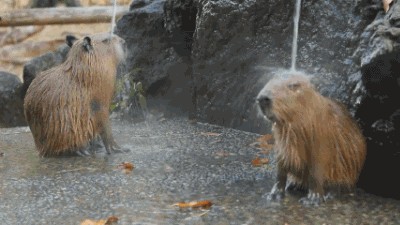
left=173, top=200, right=213, bottom=209
left=251, top=157, right=270, bottom=167
left=251, top=134, right=274, bottom=153
left=117, top=162, right=135, bottom=174
left=80, top=216, right=118, bottom=225
left=383, top=0, right=393, bottom=12
left=200, top=132, right=221, bottom=137
left=0, top=152, right=4, bottom=157
left=105, top=216, right=119, bottom=225
left=80, top=219, right=106, bottom=225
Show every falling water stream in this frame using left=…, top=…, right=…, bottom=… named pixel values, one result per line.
left=290, top=0, right=301, bottom=72
left=110, top=0, right=117, bottom=37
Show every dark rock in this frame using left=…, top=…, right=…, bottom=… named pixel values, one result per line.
left=191, top=0, right=368, bottom=132
left=352, top=0, right=400, bottom=200
left=115, top=0, right=195, bottom=119
left=356, top=51, right=400, bottom=200
left=0, top=71, right=26, bottom=127
left=21, top=44, right=70, bottom=98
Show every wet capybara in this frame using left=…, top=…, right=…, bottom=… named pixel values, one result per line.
left=24, top=33, right=125, bottom=156
left=257, top=73, right=366, bottom=205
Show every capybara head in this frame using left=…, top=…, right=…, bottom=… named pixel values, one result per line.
left=66, top=33, right=126, bottom=67
left=257, top=73, right=316, bottom=124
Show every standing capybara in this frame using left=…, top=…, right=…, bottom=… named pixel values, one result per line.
left=256, top=72, right=366, bottom=206
left=24, top=33, right=125, bottom=157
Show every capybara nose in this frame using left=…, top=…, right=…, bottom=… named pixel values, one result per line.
left=257, top=96, right=271, bottom=110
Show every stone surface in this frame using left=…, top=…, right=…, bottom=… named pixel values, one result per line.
left=351, top=0, right=400, bottom=200
left=356, top=47, right=400, bottom=200
left=115, top=0, right=195, bottom=120
left=0, top=119, right=399, bottom=224
left=0, top=71, right=26, bottom=127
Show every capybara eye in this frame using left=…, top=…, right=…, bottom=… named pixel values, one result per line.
left=288, top=83, right=301, bottom=91
left=257, top=97, right=271, bottom=109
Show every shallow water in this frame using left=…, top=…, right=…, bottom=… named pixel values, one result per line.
left=0, top=118, right=399, bottom=225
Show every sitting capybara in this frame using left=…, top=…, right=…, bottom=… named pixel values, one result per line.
left=257, top=72, right=366, bottom=205
left=24, top=33, right=125, bottom=156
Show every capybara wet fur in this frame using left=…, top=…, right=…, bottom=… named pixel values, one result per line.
left=257, top=72, right=366, bottom=206
left=24, top=33, right=125, bottom=157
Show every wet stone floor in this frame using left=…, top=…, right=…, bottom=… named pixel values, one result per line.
left=0, top=118, right=399, bottom=225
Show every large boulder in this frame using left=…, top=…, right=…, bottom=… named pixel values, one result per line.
left=115, top=0, right=195, bottom=119
left=0, top=71, right=26, bottom=127
left=115, top=0, right=373, bottom=131
left=355, top=1, right=400, bottom=200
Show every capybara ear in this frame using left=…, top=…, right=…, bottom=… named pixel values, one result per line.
left=82, top=36, right=93, bottom=52
left=66, top=35, right=78, bottom=47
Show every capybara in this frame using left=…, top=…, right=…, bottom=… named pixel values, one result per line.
left=256, top=72, right=366, bottom=205
left=24, top=33, right=125, bottom=157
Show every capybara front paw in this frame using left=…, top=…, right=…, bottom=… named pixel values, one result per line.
left=111, top=145, right=130, bottom=153
left=105, top=143, right=130, bottom=154
left=76, top=149, right=91, bottom=157
left=299, top=192, right=324, bottom=206
left=266, top=182, right=285, bottom=201
left=266, top=191, right=285, bottom=201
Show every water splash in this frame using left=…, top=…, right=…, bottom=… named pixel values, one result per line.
left=110, top=0, right=118, bottom=37
left=290, top=0, right=301, bottom=72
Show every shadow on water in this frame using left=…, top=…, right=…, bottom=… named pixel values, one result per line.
left=0, top=119, right=399, bottom=224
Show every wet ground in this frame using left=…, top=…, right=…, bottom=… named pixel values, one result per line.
left=0, top=118, right=399, bottom=225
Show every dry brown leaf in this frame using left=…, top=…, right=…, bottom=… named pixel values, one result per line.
left=383, top=0, right=393, bottom=12
left=80, top=219, right=107, bottom=225
left=80, top=216, right=118, bottom=225
left=253, top=134, right=274, bottom=153
left=251, top=157, right=270, bottom=167
left=117, top=162, right=135, bottom=174
left=200, top=132, right=221, bottom=137
left=256, top=134, right=273, bottom=143
left=105, top=216, right=119, bottom=225
left=173, top=200, right=213, bottom=209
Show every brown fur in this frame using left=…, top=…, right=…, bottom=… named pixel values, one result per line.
left=24, top=33, right=125, bottom=156
left=257, top=73, right=366, bottom=203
